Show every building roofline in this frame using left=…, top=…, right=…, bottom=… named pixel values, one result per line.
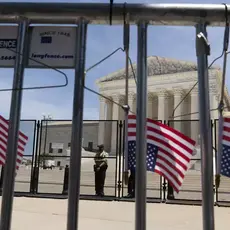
left=96, top=55, right=220, bottom=85
left=42, top=120, right=99, bottom=126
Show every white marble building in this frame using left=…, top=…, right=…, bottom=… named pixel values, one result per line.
left=96, top=56, right=230, bottom=154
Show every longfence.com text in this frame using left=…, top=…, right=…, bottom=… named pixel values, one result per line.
left=31, top=53, right=74, bottom=59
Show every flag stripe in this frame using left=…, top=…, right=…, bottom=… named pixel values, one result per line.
left=128, top=115, right=196, bottom=193
left=0, top=115, right=28, bottom=170
left=0, top=116, right=28, bottom=141
left=224, top=117, right=230, bottom=123
left=157, top=153, right=185, bottom=178
left=223, top=120, right=230, bottom=147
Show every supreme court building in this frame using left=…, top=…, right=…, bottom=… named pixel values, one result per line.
left=96, top=56, right=230, bottom=154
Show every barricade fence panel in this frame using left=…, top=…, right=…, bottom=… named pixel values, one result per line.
left=15, top=120, right=37, bottom=193
left=37, top=120, right=119, bottom=197
left=168, top=120, right=203, bottom=201
left=14, top=155, right=34, bottom=193
left=37, top=155, right=65, bottom=194
left=121, top=120, right=163, bottom=200
left=0, top=120, right=37, bottom=193
left=8, top=118, right=229, bottom=205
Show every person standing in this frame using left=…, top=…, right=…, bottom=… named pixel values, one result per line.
left=94, top=144, right=108, bottom=197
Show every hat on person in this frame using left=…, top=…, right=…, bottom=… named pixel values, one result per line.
left=97, top=144, right=104, bottom=148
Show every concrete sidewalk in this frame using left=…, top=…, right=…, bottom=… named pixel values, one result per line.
left=2, top=197, right=230, bottom=230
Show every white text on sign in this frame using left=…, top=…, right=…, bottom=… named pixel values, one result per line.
left=0, top=39, right=17, bottom=49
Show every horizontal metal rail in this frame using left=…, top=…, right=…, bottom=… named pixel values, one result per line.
left=0, top=3, right=229, bottom=25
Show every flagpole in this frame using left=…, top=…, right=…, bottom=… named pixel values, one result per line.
left=135, top=21, right=148, bottom=230
left=195, top=22, right=215, bottom=230
left=123, top=7, right=130, bottom=184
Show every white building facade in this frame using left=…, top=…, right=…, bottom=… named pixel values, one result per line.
left=96, top=56, right=230, bottom=154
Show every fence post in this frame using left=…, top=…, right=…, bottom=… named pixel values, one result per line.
left=117, top=121, right=123, bottom=198
left=33, top=166, right=39, bottom=194
left=0, top=167, right=5, bottom=193
left=214, top=119, right=219, bottom=204
left=211, top=119, right=217, bottom=204
left=165, top=120, right=175, bottom=200
left=30, top=120, right=40, bottom=193
left=62, top=165, right=69, bottom=195
left=162, top=177, right=167, bottom=202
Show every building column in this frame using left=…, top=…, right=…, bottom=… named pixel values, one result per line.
left=173, top=88, right=184, bottom=132
left=106, top=99, right=113, bottom=120
left=212, top=95, right=219, bottom=119
left=209, top=86, right=219, bottom=120
left=152, top=96, right=158, bottom=120
left=119, top=95, right=125, bottom=152
left=147, top=93, right=154, bottom=119
left=110, top=94, right=121, bottom=155
left=190, top=87, right=199, bottom=142
left=98, top=97, right=106, bottom=146
left=128, top=92, right=136, bottom=114
left=119, top=95, right=125, bottom=122
left=104, top=99, right=113, bottom=152
left=157, top=90, right=169, bottom=122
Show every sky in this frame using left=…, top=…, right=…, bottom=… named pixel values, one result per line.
left=1, top=0, right=230, bottom=155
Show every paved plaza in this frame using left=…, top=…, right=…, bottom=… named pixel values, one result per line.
left=12, top=157, right=230, bottom=201
left=6, top=197, right=230, bottom=230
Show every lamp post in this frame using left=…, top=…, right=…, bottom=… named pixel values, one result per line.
left=42, top=114, right=52, bottom=155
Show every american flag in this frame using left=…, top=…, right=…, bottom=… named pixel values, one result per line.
left=221, top=117, right=230, bottom=177
left=128, top=115, right=196, bottom=193
left=0, top=115, right=28, bottom=170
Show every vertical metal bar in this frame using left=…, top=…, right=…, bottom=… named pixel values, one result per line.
left=66, top=18, right=88, bottom=230
left=122, top=119, right=126, bottom=197
left=135, top=21, right=148, bottom=230
left=195, top=23, right=215, bottom=230
left=36, top=120, right=43, bottom=193
left=33, top=121, right=40, bottom=170
left=162, top=120, right=167, bottom=201
left=115, top=120, right=119, bottom=197
left=43, top=119, right=48, bottom=154
left=124, top=51, right=129, bottom=173
left=123, top=13, right=130, bottom=185
left=29, top=120, right=38, bottom=193
left=0, top=20, right=28, bottom=230
left=33, top=120, right=41, bottom=193
left=210, top=120, right=216, bottom=202
left=214, top=119, right=219, bottom=202
left=117, top=121, right=123, bottom=198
